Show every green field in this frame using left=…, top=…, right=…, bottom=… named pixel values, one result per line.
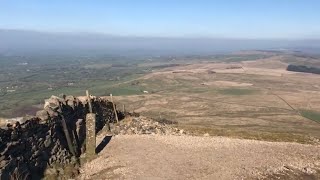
left=218, top=88, right=258, bottom=95
left=300, top=110, right=320, bottom=123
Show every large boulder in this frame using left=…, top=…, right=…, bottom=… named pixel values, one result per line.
left=36, top=110, right=49, bottom=121
left=44, top=95, right=63, bottom=110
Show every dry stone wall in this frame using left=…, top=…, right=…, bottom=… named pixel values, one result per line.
left=0, top=95, right=121, bottom=179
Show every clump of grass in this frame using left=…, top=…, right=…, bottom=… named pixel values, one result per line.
left=300, top=110, right=320, bottom=123
left=218, top=88, right=257, bottom=95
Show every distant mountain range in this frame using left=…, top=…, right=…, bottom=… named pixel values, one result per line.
left=1, top=29, right=320, bottom=56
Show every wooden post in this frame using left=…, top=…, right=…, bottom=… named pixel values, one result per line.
left=60, top=114, right=77, bottom=157
left=110, top=94, right=119, bottom=123
left=122, top=104, right=125, bottom=113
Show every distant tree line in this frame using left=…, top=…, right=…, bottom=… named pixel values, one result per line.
left=287, top=64, right=320, bottom=75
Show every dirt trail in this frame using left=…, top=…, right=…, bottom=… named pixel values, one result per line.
left=80, top=134, right=320, bottom=179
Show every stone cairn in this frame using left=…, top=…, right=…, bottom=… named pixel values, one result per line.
left=110, top=116, right=186, bottom=136
left=0, top=95, right=122, bottom=179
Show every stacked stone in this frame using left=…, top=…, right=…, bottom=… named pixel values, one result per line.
left=0, top=117, right=73, bottom=179
left=111, top=117, right=186, bottom=136
left=92, top=98, right=121, bottom=132
left=0, top=95, right=119, bottom=179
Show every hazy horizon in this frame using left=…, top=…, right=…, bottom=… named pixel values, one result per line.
left=1, top=1, right=320, bottom=56
left=1, top=1, right=320, bottom=39
left=3, top=28, right=320, bottom=40
left=1, top=29, right=320, bottom=56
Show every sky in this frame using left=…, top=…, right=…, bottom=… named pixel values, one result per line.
left=0, top=0, right=320, bottom=39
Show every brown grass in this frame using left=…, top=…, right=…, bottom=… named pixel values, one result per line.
left=111, top=59, right=320, bottom=143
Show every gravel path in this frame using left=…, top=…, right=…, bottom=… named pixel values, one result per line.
left=80, top=135, right=320, bottom=179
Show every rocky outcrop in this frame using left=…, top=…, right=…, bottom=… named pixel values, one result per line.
left=0, top=95, right=122, bottom=179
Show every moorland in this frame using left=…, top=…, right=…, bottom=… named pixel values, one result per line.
left=1, top=50, right=320, bottom=143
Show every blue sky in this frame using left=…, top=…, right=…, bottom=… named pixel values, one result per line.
left=0, top=0, right=320, bottom=39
